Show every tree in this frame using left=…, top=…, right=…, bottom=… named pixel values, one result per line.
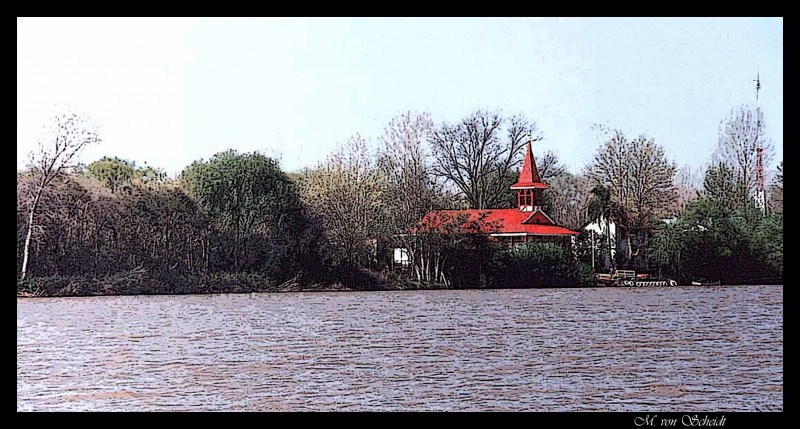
left=702, top=162, right=740, bottom=214
left=771, top=160, right=783, bottom=213
left=650, top=196, right=782, bottom=284
left=649, top=221, right=684, bottom=279
left=409, top=211, right=501, bottom=286
left=536, top=151, right=566, bottom=182
left=430, top=110, right=540, bottom=209
left=586, top=185, right=627, bottom=271
left=300, top=135, right=385, bottom=268
left=503, top=242, right=576, bottom=288
left=377, top=112, right=439, bottom=235
left=586, top=130, right=677, bottom=223
left=87, top=156, right=137, bottom=193
left=88, top=157, right=168, bottom=193
left=714, top=105, right=774, bottom=207
left=376, top=112, right=461, bottom=273
left=585, top=129, right=677, bottom=266
left=541, top=171, right=592, bottom=230
left=19, top=110, right=100, bottom=280
left=182, top=150, right=309, bottom=273
left=673, top=164, right=703, bottom=215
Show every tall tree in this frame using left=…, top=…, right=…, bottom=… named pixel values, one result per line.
left=87, top=156, right=137, bottom=193
left=673, top=164, right=703, bottom=215
left=430, top=110, right=540, bottom=209
left=301, top=135, right=385, bottom=268
left=585, top=129, right=677, bottom=266
left=88, top=157, right=168, bottom=193
left=714, top=105, right=774, bottom=207
left=702, top=162, right=740, bottom=214
left=377, top=112, right=439, bottom=234
left=19, top=110, right=100, bottom=280
left=182, top=150, right=306, bottom=272
left=543, top=171, right=592, bottom=230
left=586, top=130, right=677, bottom=224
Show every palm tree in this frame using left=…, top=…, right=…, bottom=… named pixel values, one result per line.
left=587, top=185, right=627, bottom=272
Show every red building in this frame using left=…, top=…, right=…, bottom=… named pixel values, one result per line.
left=417, top=141, right=578, bottom=247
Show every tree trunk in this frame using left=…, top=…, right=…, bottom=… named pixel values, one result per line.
left=626, top=228, right=632, bottom=265
left=606, top=218, right=614, bottom=272
left=21, top=186, right=44, bottom=281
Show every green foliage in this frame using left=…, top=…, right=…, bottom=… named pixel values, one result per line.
left=771, top=160, right=783, bottom=213
left=500, top=242, right=578, bottom=288
left=649, top=196, right=783, bottom=283
left=87, top=156, right=166, bottom=193
left=182, top=150, right=321, bottom=277
left=703, top=162, right=741, bottom=213
left=575, top=262, right=595, bottom=286
left=647, top=158, right=784, bottom=283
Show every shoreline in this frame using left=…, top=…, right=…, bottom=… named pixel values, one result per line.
left=17, top=278, right=782, bottom=299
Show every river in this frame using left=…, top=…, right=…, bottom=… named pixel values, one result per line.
left=17, top=285, right=783, bottom=411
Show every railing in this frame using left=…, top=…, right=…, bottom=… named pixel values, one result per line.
left=614, top=270, right=636, bottom=279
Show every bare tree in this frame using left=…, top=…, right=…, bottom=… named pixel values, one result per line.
left=377, top=112, right=438, bottom=233
left=714, top=105, right=774, bottom=207
left=430, top=111, right=540, bottom=209
left=20, top=110, right=100, bottom=280
left=537, top=151, right=566, bottom=182
left=300, top=135, right=385, bottom=268
left=586, top=129, right=677, bottom=225
left=544, top=171, right=592, bottom=230
left=673, top=164, right=703, bottom=216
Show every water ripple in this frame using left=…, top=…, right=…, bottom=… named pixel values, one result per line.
left=17, top=285, right=783, bottom=411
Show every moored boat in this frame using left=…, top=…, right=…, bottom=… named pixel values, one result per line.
left=691, top=281, right=721, bottom=286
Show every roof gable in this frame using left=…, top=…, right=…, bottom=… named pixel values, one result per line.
left=522, top=207, right=555, bottom=226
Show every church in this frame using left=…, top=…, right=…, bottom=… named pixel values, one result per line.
left=419, top=141, right=577, bottom=244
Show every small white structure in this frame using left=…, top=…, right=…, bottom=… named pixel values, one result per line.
left=581, top=216, right=628, bottom=270
left=393, top=248, right=410, bottom=266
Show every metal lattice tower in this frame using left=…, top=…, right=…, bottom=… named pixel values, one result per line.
left=754, top=72, right=767, bottom=213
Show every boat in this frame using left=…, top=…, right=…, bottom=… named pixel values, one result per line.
left=594, top=270, right=677, bottom=287
left=691, top=281, right=721, bottom=286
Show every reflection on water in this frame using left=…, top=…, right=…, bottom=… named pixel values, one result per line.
left=17, top=286, right=783, bottom=411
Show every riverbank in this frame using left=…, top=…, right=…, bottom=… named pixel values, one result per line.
left=16, top=267, right=782, bottom=298
left=16, top=268, right=456, bottom=298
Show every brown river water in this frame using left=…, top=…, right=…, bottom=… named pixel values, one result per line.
left=17, top=286, right=782, bottom=411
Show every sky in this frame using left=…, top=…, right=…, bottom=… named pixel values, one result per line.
left=17, top=17, right=783, bottom=177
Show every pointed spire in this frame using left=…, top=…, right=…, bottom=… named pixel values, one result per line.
left=510, top=140, right=548, bottom=189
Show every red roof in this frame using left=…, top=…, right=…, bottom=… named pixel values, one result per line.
left=418, top=209, right=579, bottom=236
left=510, top=141, right=549, bottom=189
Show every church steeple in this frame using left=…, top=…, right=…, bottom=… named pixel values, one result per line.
left=510, top=140, right=549, bottom=212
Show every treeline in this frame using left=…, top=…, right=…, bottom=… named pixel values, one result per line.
left=649, top=163, right=783, bottom=284
left=17, top=106, right=782, bottom=296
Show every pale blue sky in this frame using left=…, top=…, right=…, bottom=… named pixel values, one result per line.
left=18, top=17, right=783, bottom=176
